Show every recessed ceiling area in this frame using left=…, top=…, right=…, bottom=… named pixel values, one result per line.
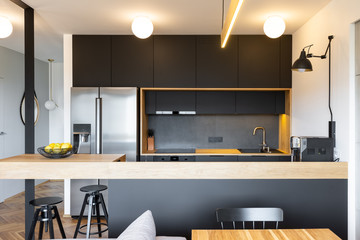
left=0, top=0, right=331, bottom=62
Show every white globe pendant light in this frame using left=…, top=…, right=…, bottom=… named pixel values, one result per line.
left=131, top=16, right=153, bottom=39
left=263, top=16, right=286, bottom=39
left=45, top=59, right=58, bottom=111
left=0, top=16, right=13, bottom=38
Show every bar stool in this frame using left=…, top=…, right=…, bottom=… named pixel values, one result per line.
left=73, top=184, right=109, bottom=238
left=27, top=196, right=66, bottom=240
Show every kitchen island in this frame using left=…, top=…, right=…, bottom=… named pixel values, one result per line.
left=0, top=158, right=346, bottom=179
left=0, top=155, right=348, bottom=239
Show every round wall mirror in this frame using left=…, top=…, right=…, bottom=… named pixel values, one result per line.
left=20, top=92, right=40, bottom=126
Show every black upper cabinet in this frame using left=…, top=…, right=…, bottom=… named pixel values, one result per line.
left=154, top=36, right=196, bottom=87
left=236, top=91, right=284, bottom=114
left=196, top=36, right=238, bottom=88
left=73, top=35, right=111, bottom=87
left=156, top=91, right=196, bottom=112
left=146, top=90, right=285, bottom=114
left=145, top=91, right=156, bottom=114
left=275, top=91, right=285, bottom=114
left=112, top=36, right=153, bottom=87
left=238, top=35, right=280, bottom=88
left=73, top=35, right=292, bottom=88
left=280, top=35, right=292, bottom=88
left=196, top=91, right=236, bottom=114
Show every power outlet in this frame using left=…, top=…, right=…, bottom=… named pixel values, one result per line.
left=208, top=137, right=223, bottom=143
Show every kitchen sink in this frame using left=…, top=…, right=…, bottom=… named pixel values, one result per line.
left=238, top=149, right=283, bottom=154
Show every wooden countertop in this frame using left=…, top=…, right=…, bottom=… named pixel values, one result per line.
left=143, top=148, right=291, bottom=156
left=0, top=155, right=348, bottom=179
left=0, top=154, right=126, bottom=162
left=192, top=229, right=341, bottom=240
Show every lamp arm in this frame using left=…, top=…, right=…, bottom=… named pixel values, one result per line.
left=306, top=35, right=334, bottom=59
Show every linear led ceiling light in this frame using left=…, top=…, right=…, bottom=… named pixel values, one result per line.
left=221, top=0, right=244, bottom=48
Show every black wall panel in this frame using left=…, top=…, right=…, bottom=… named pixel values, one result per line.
left=109, top=179, right=347, bottom=240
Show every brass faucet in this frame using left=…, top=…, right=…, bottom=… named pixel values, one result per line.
left=253, top=127, right=270, bottom=153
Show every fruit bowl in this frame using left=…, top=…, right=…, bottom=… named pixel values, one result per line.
left=37, top=146, right=75, bottom=159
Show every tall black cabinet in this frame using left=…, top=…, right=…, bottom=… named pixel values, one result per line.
left=196, top=36, right=238, bottom=88
left=73, top=35, right=111, bottom=87
left=154, top=36, right=196, bottom=88
left=112, top=36, right=154, bottom=87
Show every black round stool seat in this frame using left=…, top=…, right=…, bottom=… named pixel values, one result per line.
left=80, top=184, right=107, bottom=193
left=29, top=196, right=63, bottom=207
left=27, top=196, right=66, bottom=240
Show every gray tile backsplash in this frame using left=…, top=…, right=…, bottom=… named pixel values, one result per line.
left=148, top=115, right=279, bottom=149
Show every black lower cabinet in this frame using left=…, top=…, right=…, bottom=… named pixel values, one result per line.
left=140, top=155, right=154, bottom=162
left=196, top=156, right=238, bottom=162
left=237, top=156, right=290, bottom=162
left=153, top=156, right=195, bottom=162
left=109, top=179, right=347, bottom=240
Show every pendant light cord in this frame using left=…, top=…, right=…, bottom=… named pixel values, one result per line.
left=222, top=0, right=224, bottom=29
left=48, top=59, right=54, bottom=101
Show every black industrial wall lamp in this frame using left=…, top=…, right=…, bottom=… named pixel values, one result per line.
left=292, top=35, right=336, bottom=140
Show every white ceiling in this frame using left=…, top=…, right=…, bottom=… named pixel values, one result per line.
left=0, top=0, right=331, bottom=62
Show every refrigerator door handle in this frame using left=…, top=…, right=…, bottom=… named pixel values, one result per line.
left=95, top=97, right=102, bottom=154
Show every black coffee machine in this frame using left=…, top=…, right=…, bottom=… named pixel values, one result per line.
left=290, top=136, right=335, bottom=162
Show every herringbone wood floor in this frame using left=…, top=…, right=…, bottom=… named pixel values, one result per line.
left=0, top=180, right=108, bottom=239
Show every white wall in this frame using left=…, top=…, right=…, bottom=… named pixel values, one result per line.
left=63, top=34, right=73, bottom=215
left=292, top=0, right=360, bottom=238
left=0, top=46, right=49, bottom=202
left=355, top=21, right=360, bottom=240
left=49, top=62, right=64, bottom=143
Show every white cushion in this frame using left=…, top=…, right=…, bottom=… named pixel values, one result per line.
left=116, top=210, right=156, bottom=240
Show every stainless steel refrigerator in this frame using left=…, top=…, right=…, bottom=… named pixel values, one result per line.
left=70, top=87, right=138, bottom=216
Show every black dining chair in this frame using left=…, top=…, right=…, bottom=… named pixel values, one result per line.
left=216, top=207, right=283, bottom=229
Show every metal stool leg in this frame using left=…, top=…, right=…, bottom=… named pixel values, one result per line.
left=48, top=206, right=55, bottom=239
left=38, top=221, right=44, bottom=239
left=86, top=194, right=94, bottom=239
left=53, top=206, right=66, bottom=238
left=27, top=208, right=41, bottom=240
left=73, top=193, right=89, bottom=238
left=95, top=195, right=102, bottom=237
left=99, top=193, right=109, bottom=223
left=43, top=207, right=49, bottom=233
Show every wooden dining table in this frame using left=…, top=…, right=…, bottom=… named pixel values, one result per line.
left=192, top=229, right=341, bottom=240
